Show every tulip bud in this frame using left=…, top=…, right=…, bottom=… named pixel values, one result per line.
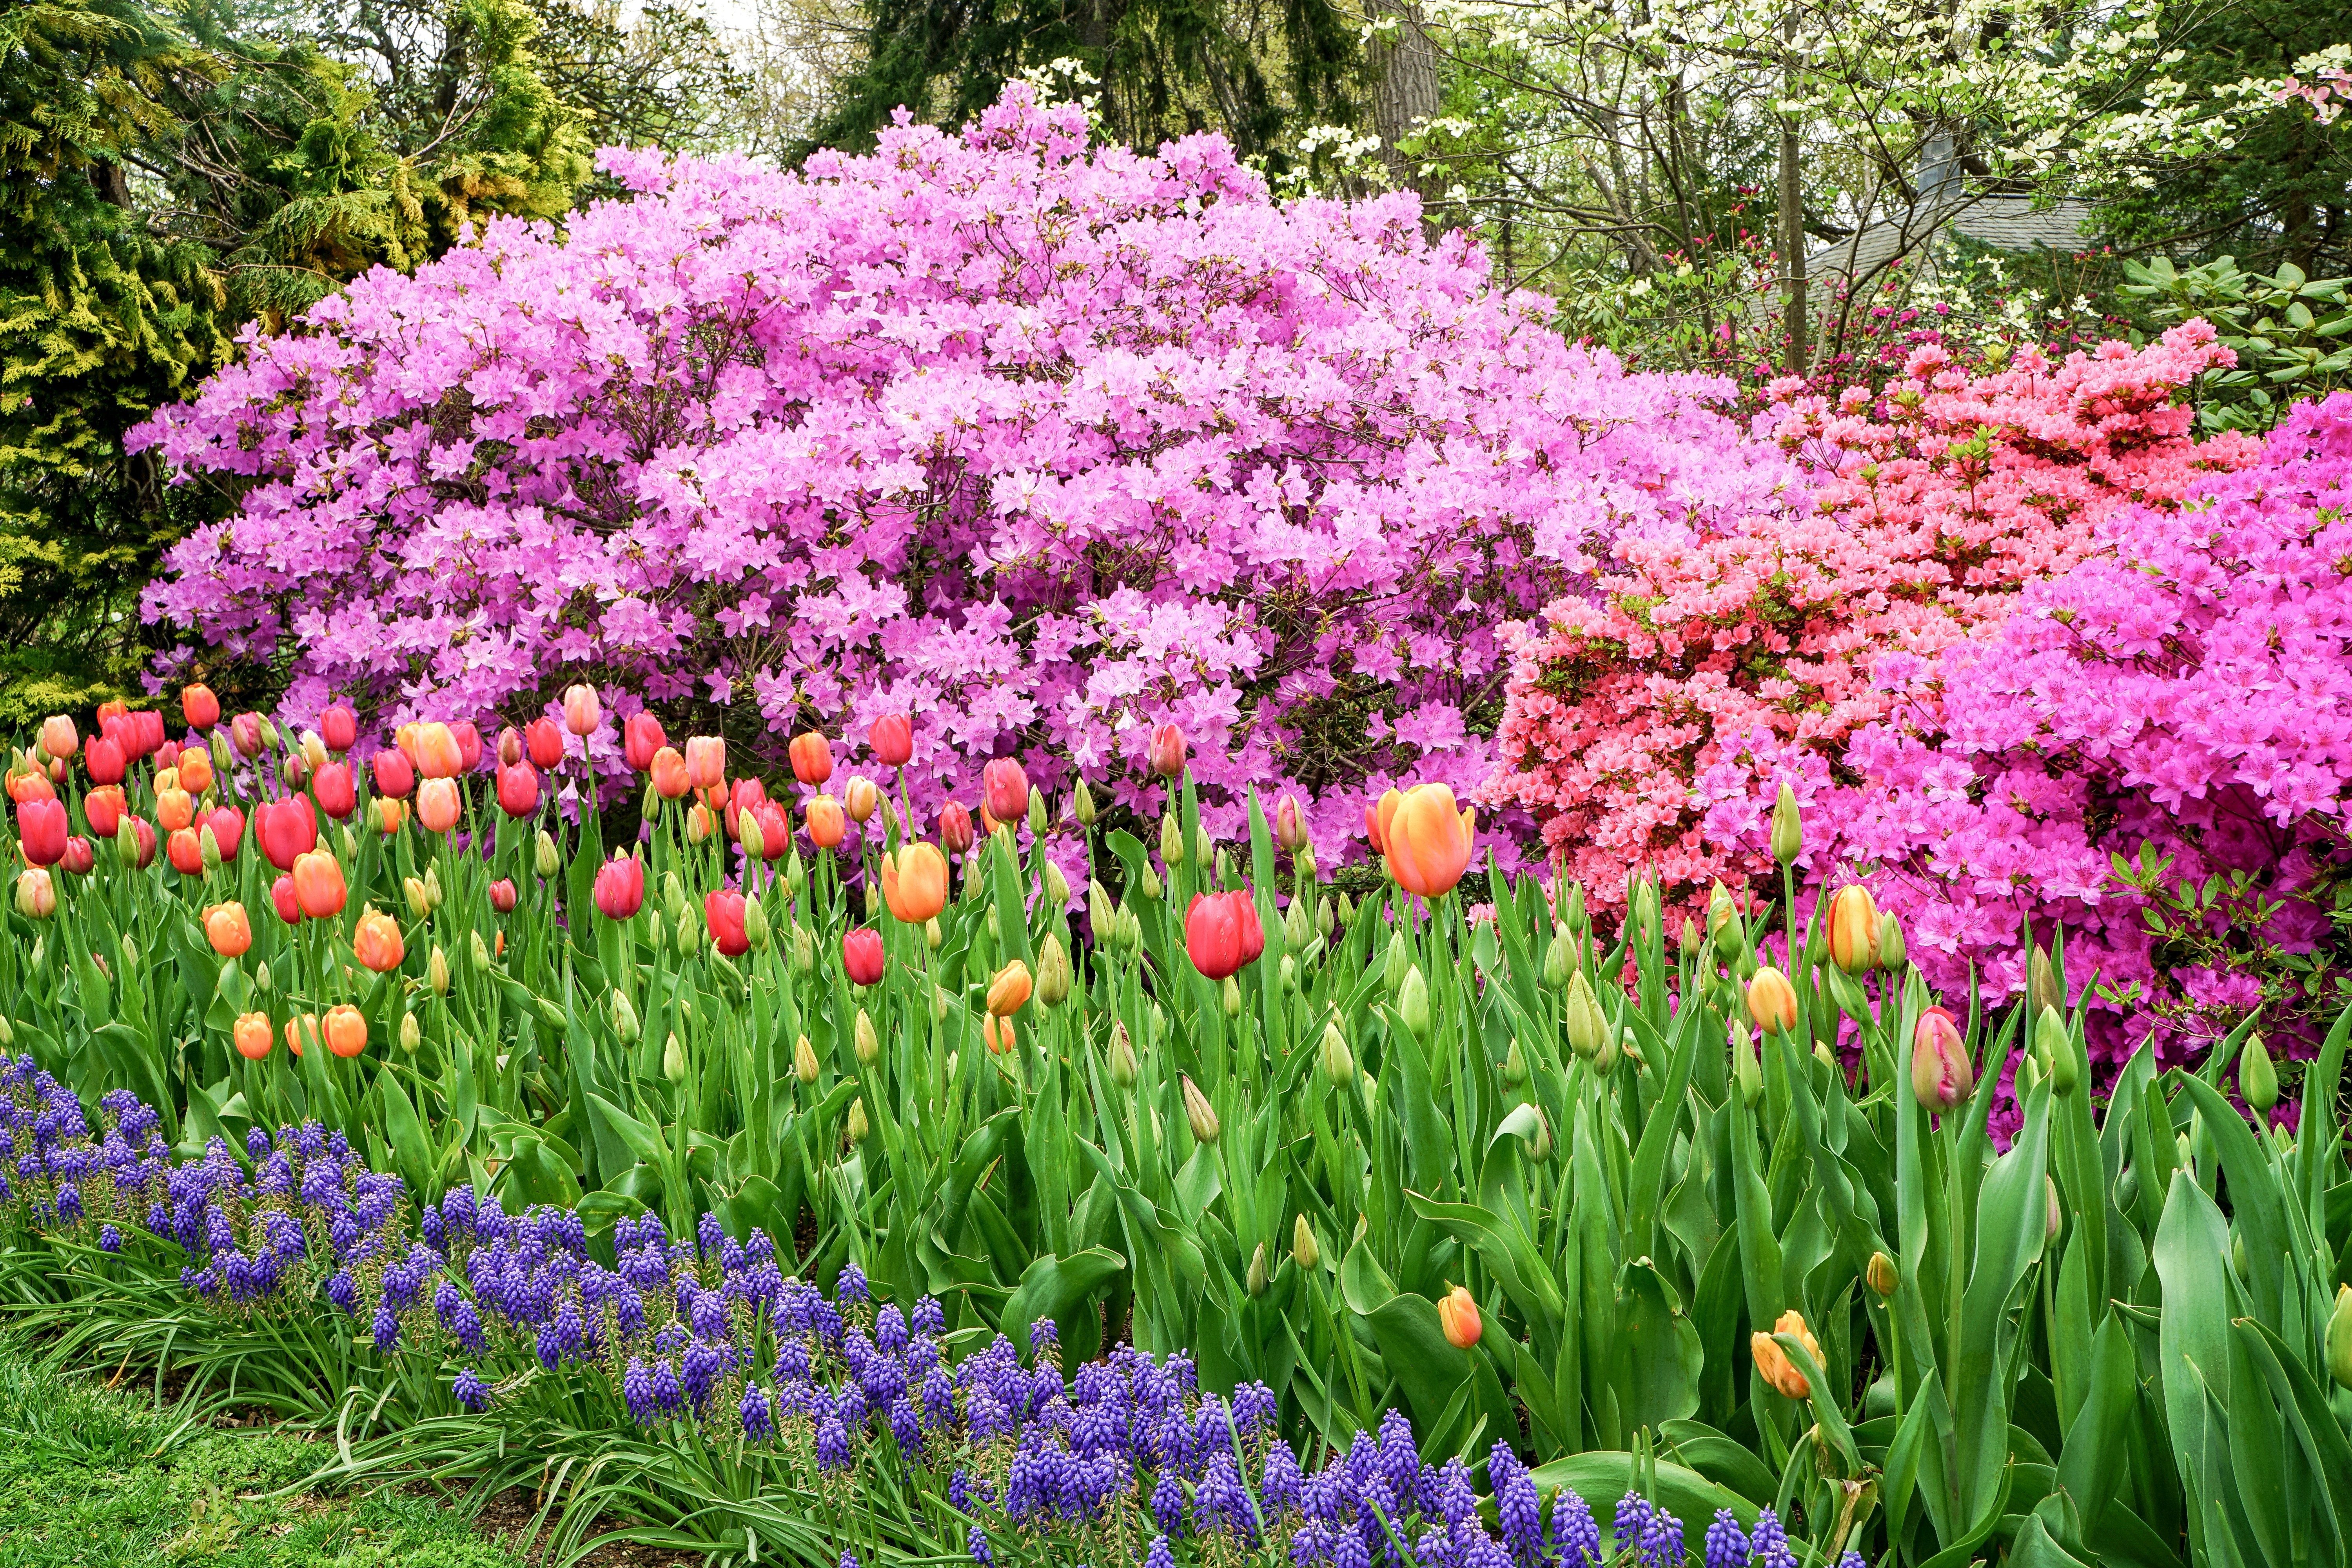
left=1155, top=812, right=1185, bottom=868
left=1543, top=930, right=1573, bottom=990
left=1564, top=969, right=1604, bottom=1060
left=2046, top=1175, right=2063, bottom=1241
left=1732, top=1020, right=1762, bottom=1108
left=925, top=916, right=943, bottom=952
left=1037, top=934, right=1073, bottom=1008
left=1746, top=966, right=1798, bottom=1034
left=2326, top=1285, right=2352, bottom=1390
left=1528, top=1107, right=1553, bottom=1163
left=1679, top=918, right=1702, bottom=966
left=1221, top=975, right=1242, bottom=1018
left=1382, top=939, right=1409, bottom=993
left=848, top=1098, right=869, bottom=1142
left=1073, top=777, right=1097, bottom=827
left=1137, top=865, right=1163, bottom=902
left=1502, top=1039, right=1528, bottom=1087
left=1292, top=1213, right=1320, bottom=1272
left=1195, top=826, right=1214, bottom=867
left=1595, top=1025, right=1622, bottom=1075
left=739, top=809, right=766, bottom=862
left=1279, top=955, right=1298, bottom=994
left=422, top=865, right=444, bottom=909
left=120, top=936, right=138, bottom=976
left=399, top=1013, right=422, bottom=1054
left=404, top=875, right=431, bottom=920
left=1866, top=1251, right=1899, bottom=1298
left=1877, top=912, right=1907, bottom=972
left=1108, top=1021, right=1138, bottom=1088
left=1911, top=1007, right=1972, bottom=1111
left=2241, top=1031, right=2278, bottom=1115
left=611, top=990, right=641, bottom=1043
left=1181, top=1074, right=1220, bottom=1143
left=2018, top=1052, right=2042, bottom=1097
left=855, top=1007, right=880, bottom=1066
left=792, top=922, right=815, bottom=973
left=1437, top=1285, right=1481, bottom=1350
left=664, top=1032, right=688, bottom=1082
left=677, top=907, right=699, bottom=956
left=795, top=1033, right=820, bottom=1085
left=784, top=851, right=807, bottom=899
left=1042, top=859, right=1071, bottom=907
left=1770, top=782, right=1802, bottom=866
left=2038, top=1007, right=2078, bottom=1096
left=1027, top=786, right=1047, bottom=838
left=864, top=881, right=879, bottom=920
left=1397, top=964, right=1431, bottom=1043
left=2028, top=943, right=2061, bottom=1018
left=1246, top=1243, right=1269, bottom=1297
left=471, top=930, right=493, bottom=972
left=0, top=1016, right=10, bottom=1047
left=1298, top=846, right=1317, bottom=880
left=1319, top=1017, right=1354, bottom=1087
left=535, top=830, right=560, bottom=879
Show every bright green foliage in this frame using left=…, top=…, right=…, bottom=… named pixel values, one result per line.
left=2124, top=253, right=2352, bottom=430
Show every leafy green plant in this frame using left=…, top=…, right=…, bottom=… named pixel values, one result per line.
left=2123, top=254, right=2352, bottom=430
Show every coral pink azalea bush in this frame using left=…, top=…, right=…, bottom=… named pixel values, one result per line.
left=1486, top=327, right=2263, bottom=913
left=1832, top=390, right=2352, bottom=1086
left=131, top=86, right=1792, bottom=852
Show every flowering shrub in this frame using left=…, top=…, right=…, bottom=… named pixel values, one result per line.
left=130, top=84, right=1787, bottom=855
left=1485, top=324, right=2263, bottom=913
left=1822, top=389, right=2352, bottom=1081
left=2, top=1064, right=1826, bottom=1568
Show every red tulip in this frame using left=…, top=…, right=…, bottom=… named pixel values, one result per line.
left=1147, top=722, right=1187, bottom=780
left=938, top=800, right=974, bottom=857
left=313, top=762, right=357, bottom=820
left=526, top=717, right=565, bottom=770
left=751, top=801, right=791, bottom=861
left=271, top=873, right=301, bottom=925
left=17, top=798, right=67, bottom=867
left=624, top=712, right=666, bottom=772
left=167, top=827, right=203, bottom=876
left=60, top=837, right=94, bottom=875
left=84, top=785, right=125, bottom=839
left=789, top=731, right=835, bottom=787
left=206, top=805, right=245, bottom=863
left=869, top=713, right=913, bottom=768
left=130, top=710, right=165, bottom=758
left=181, top=684, right=221, bottom=731
left=1185, top=889, right=1264, bottom=980
left=452, top=720, right=483, bottom=773
left=496, top=760, right=541, bottom=817
left=982, top=758, right=1028, bottom=825
left=498, top=726, right=524, bottom=768
left=321, top=703, right=357, bottom=753
left=705, top=889, right=750, bottom=957
left=372, top=748, right=416, bottom=799
left=489, top=878, right=518, bottom=913
left=230, top=712, right=265, bottom=759
left=156, top=739, right=182, bottom=774
left=1912, top=1007, right=1974, bottom=1112
left=842, top=927, right=885, bottom=987
left=593, top=853, right=646, bottom=920
left=256, top=797, right=318, bottom=872
left=85, top=734, right=126, bottom=786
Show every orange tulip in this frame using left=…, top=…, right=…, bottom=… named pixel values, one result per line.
left=233, top=1011, right=273, bottom=1060
left=880, top=843, right=949, bottom=924
left=156, top=786, right=196, bottom=833
left=166, top=826, right=204, bottom=876
left=6, top=763, right=54, bottom=804
left=788, top=731, right=834, bottom=787
left=650, top=746, right=690, bottom=800
left=417, top=777, right=461, bottom=833
left=291, top=849, right=347, bottom=918
left=1747, top=966, right=1799, bottom=1034
left=685, top=735, right=726, bottom=791
left=285, top=1013, right=321, bottom=1057
left=1437, top=1285, right=1482, bottom=1349
left=1751, top=1308, right=1822, bottom=1399
left=1826, top=884, right=1880, bottom=975
left=353, top=908, right=405, bottom=973
left=204, top=901, right=252, bottom=958
left=984, top=1014, right=1017, bottom=1055
left=324, top=1005, right=367, bottom=1058
left=177, top=746, right=215, bottom=795
left=1382, top=784, right=1477, bottom=898
left=686, top=802, right=716, bottom=844
left=986, top=960, right=1033, bottom=1017
left=806, top=794, right=846, bottom=849
left=373, top=796, right=406, bottom=835
left=1366, top=787, right=1402, bottom=853
left=38, top=715, right=78, bottom=761
left=411, top=722, right=464, bottom=780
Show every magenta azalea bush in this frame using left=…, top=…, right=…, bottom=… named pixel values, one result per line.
left=1811, top=390, right=2352, bottom=1080
left=130, top=86, right=1796, bottom=852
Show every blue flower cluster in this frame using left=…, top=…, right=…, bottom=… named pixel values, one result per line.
left=4, top=1072, right=1865, bottom=1568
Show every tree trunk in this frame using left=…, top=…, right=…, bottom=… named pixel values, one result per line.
left=1778, top=10, right=1807, bottom=374
left=1367, top=0, right=1439, bottom=199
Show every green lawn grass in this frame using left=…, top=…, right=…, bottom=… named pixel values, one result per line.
left=0, top=1340, right=525, bottom=1568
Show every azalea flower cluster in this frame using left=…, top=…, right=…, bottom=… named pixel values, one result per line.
left=1486, top=325, right=2264, bottom=914
left=1822, top=390, right=2352, bottom=1081
left=7, top=1076, right=1850, bottom=1568
left=131, top=83, right=1795, bottom=861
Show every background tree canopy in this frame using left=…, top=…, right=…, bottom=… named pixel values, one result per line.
left=2, top=0, right=2347, bottom=723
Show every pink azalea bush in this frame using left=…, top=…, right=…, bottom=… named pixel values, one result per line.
left=1829, top=389, right=2352, bottom=1083
left=1485, top=327, right=2263, bottom=913
left=130, top=85, right=1795, bottom=852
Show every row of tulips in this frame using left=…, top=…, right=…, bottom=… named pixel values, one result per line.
left=6, top=686, right=2352, bottom=1568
